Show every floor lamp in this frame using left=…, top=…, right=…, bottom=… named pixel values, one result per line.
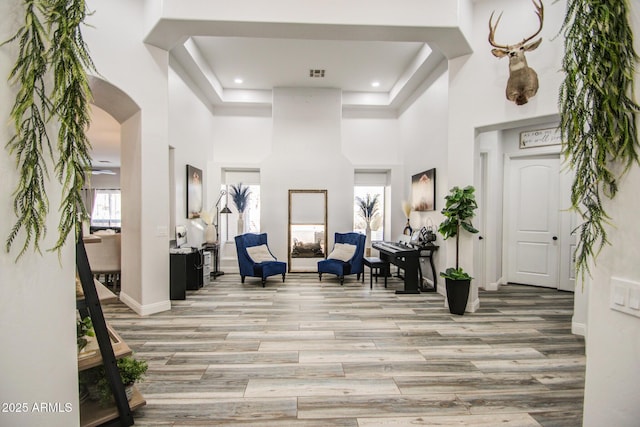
left=212, top=190, right=232, bottom=277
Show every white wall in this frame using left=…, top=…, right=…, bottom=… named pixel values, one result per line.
left=169, top=67, right=216, bottom=248
left=582, top=5, right=640, bottom=425
left=0, top=1, right=79, bottom=426
left=398, top=69, right=450, bottom=289
left=262, top=88, right=353, bottom=260
left=342, top=111, right=403, bottom=242
left=84, top=0, right=171, bottom=315
left=447, top=0, right=566, bottom=311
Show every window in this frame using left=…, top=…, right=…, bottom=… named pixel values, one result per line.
left=91, top=189, right=121, bottom=228
left=354, top=171, right=389, bottom=242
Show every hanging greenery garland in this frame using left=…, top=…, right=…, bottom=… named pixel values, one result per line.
left=558, top=0, right=640, bottom=279
left=48, top=0, right=96, bottom=252
left=4, top=0, right=95, bottom=259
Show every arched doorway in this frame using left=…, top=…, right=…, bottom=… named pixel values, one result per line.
left=88, top=76, right=141, bottom=306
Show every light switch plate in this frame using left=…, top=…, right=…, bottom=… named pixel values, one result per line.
left=629, top=290, right=640, bottom=310
left=610, top=277, right=640, bottom=318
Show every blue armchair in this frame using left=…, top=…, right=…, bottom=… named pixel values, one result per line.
left=317, top=232, right=366, bottom=285
left=235, top=233, right=286, bottom=287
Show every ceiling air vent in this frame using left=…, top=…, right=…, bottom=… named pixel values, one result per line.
left=309, top=69, right=325, bottom=78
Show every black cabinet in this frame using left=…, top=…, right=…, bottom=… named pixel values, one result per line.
left=170, top=249, right=203, bottom=300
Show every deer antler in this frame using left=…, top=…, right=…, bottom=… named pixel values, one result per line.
left=521, top=0, right=544, bottom=45
left=488, top=11, right=507, bottom=49
left=488, top=0, right=544, bottom=49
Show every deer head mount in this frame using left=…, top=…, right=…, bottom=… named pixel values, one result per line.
left=489, top=0, right=544, bottom=106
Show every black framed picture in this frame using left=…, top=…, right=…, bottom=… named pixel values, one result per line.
left=411, top=168, right=436, bottom=211
left=186, top=164, right=203, bottom=219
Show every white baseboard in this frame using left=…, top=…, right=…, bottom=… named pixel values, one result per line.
left=482, top=282, right=499, bottom=291
left=571, top=321, right=586, bottom=337
left=119, top=292, right=171, bottom=316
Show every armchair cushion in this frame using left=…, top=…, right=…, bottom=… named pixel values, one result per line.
left=246, top=244, right=275, bottom=263
left=327, top=243, right=357, bottom=262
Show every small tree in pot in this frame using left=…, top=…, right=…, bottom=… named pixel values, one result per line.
left=438, top=186, right=479, bottom=315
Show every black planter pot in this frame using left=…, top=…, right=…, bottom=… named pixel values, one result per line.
left=445, top=278, right=471, bottom=315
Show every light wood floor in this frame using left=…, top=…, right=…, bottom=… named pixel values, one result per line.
left=103, top=272, right=585, bottom=426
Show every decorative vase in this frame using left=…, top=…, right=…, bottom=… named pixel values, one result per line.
left=205, top=224, right=216, bottom=244
left=445, top=278, right=471, bottom=315
left=237, top=214, right=244, bottom=236
left=403, top=218, right=413, bottom=235
left=365, top=222, right=372, bottom=257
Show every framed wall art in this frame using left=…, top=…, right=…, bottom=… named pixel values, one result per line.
left=288, top=189, right=327, bottom=272
left=519, top=127, right=561, bottom=149
left=186, top=164, right=203, bottom=219
left=411, top=168, right=436, bottom=211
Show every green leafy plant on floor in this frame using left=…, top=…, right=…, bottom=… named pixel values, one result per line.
left=438, top=186, right=479, bottom=281
left=3, top=0, right=96, bottom=259
left=558, top=0, right=640, bottom=280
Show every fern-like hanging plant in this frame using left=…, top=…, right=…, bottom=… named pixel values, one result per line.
left=4, top=0, right=95, bottom=259
left=4, top=0, right=52, bottom=258
left=558, top=0, right=640, bottom=279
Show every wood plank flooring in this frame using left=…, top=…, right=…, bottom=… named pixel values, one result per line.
left=102, top=273, right=585, bottom=426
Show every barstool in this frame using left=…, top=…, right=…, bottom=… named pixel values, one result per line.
left=362, top=257, right=388, bottom=289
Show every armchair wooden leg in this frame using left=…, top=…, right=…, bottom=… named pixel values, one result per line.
left=319, top=273, right=323, bottom=281
left=262, top=278, right=266, bottom=287
left=241, top=276, right=245, bottom=284
left=339, top=276, right=344, bottom=286
left=282, top=273, right=285, bottom=282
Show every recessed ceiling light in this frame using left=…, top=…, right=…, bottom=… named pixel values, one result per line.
left=234, top=78, right=243, bottom=84
left=371, top=81, right=380, bottom=88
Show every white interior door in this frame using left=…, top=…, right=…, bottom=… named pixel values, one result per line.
left=506, top=157, right=560, bottom=288
left=474, top=153, right=487, bottom=288
left=558, top=168, right=577, bottom=292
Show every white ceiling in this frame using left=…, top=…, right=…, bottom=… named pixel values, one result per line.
left=89, top=9, right=472, bottom=168
left=191, top=37, right=426, bottom=93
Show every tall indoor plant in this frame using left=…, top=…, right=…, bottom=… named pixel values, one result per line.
left=230, top=183, right=251, bottom=236
left=356, top=193, right=379, bottom=256
left=438, top=185, right=479, bottom=315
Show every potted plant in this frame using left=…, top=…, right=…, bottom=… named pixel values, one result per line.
left=356, top=194, right=379, bottom=256
left=438, top=185, right=479, bottom=315
left=76, top=315, right=95, bottom=353
left=80, top=355, right=148, bottom=404
left=230, top=183, right=251, bottom=236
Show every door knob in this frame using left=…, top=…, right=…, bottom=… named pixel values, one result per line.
left=552, top=236, right=558, bottom=241
left=479, top=236, right=484, bottom=240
